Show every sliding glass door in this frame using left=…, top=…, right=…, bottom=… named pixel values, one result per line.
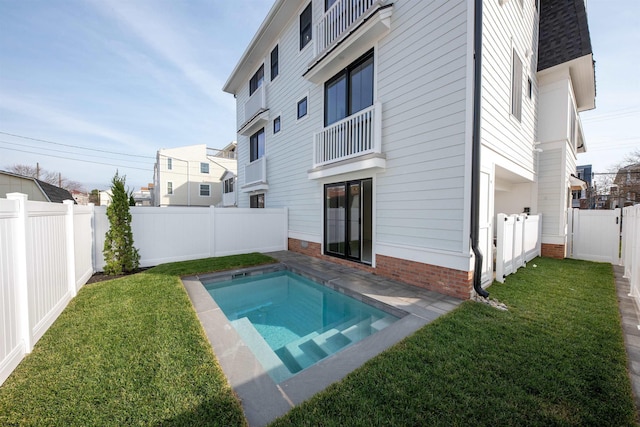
left=324, top=179, right=372, bottom=264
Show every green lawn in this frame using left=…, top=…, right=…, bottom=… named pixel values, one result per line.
left=0, top=255, right=635, bottom=426
left=0, top=253, right=276, bottom=427
left=271, top=258, right=636, bottom=426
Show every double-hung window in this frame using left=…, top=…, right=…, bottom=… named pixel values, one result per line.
left=167, top=158, right=172, bottom=170
left=250, top=128, right=265, bottom=162
left=199, top=184, right=210, bottom=197
left=250, top=64, right=264, bottom=96
left=300, top=3, right=312, bottom=50
left=324, top=50, right=374, bottom=126
left=271, top=45, right=279, bottom=80
left=167, top=181, right=173, bottom=195
left=511, top=49, right=523, bottom=121
left=200, top=162, right=209, bottom=174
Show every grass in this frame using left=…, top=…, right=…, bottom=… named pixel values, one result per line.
left=0, top=255, right=635, bottom=426
left=0, top=253, right=276, bottom=427
left=270, top=257, right=637, bottom=426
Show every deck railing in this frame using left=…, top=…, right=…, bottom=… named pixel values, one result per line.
left=313, top=102, right=381, bottom=168
left=244, top=85, right=265, bottom=123
left=315, top=0, right=379, bottom=56
left=244, top=156, right=267, bottom=186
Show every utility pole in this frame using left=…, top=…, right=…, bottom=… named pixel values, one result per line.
left=36, top=162, right=40, bottom=180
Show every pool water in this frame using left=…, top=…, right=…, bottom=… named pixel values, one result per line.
left=204, top=270, right=398, bottom=383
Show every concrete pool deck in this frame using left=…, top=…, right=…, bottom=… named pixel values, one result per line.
left=181, top=251, right=463, bottom=427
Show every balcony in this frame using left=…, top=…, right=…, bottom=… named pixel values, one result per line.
left=241, top=156, right=268, bottom=192
left=239, top=85, right=268, bottom=136
left=309, top=102, right=385, bottom=180
left=304, top=0, right=393, bottom=84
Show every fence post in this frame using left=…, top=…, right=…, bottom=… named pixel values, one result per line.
left=283, top=207, right=289, bottom=250
left=7, top=193, right=33, bottom=353
left=88, top=203, right=96, bottom=274
left=63, top=200, right=77, bottom=297
left=209, top=205, right=216, bottom=257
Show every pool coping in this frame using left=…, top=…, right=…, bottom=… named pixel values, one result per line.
left=182, top=251, right=463, bottom=426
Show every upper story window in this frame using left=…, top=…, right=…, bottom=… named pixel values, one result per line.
left=250, top=128, right=265, bottom=162
left=199, top=184, right=210, bottom=197
left=273, top=116, right=281, bottom=133
left=223, top=177, right=234, bottom=194
left=325, top=49, right=374, bottom=126
left=167, top=181, right=173, bottom=195
left=249, top=64, right=264, bottom=96
left=300, top=3, right=312, bottom=50
left=167, top=158, right=172, bottom=170
left=297, top=97, right=308, bottom=119
left=200, top=162, right=209, bottom=174
left=511, top=49, right=523, bottom=122
left=271, top=45, right=279, bottom=80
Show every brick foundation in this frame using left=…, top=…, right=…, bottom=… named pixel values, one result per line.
left=541, top=243, right=565, bottom=259
left=288, top=238, right=472, bottom=299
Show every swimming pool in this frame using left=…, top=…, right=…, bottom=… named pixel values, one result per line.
left=204, top=270, right=399, bottom=383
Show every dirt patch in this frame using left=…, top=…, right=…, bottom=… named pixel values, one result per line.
left=86, top=268, right=151, bottom=285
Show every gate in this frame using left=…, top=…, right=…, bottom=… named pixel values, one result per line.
left=568, top=208, right=621, bottom=263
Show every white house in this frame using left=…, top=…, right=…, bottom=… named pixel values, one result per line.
left=222, top=0, right=595, bottom=299
left=153, top=143, right=237, bottom=207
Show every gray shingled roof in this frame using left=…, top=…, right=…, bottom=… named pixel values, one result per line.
left=35, top=179, right=76, bottom=203
left=538, top=0, right=593, bottom=72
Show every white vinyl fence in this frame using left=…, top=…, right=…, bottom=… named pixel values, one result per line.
left=495, top=213, right=542, bottom=283
left=623, top=205, right=640, bottom=310
left=568, top=208, right=621, bottom=263
left=1, top=194, right=288, bottom=385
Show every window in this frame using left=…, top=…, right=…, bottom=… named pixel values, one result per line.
left=511, top=49, right=522, bottom=121
left=167, top=182, right=173, bottom=195
left=200, top=162, right=209, bottom=174
left=250, top=128, right=265, bottom=162
left=167, top=158, right=172, bottom=170
left=325, top=0, right=337, bottom=10
left=223, top=177, right=234, bottom=194
left=527, top=77, right=533, bottom=99
left=297, top=97, right=308, bottom=119
left=270, top=45, right=279, bottom=81
left=300, top=3, right=312, bottom=50
left=324, top=50, right=374, bottom=126
left=250, top=193, right=265, bottom=208
left=199, top=184, right=210, bottom=197
left=249, top=64, right=264, bottom=96
left=273, top=116, right=281, bottom=134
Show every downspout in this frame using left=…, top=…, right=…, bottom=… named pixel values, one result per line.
left=471, top=0, right=489, bottom=298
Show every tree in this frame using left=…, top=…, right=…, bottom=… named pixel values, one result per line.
left=89, top=189, right=100, bottom=206
left=6, top=163, right=84, bottom=192
left=103, top=172, right=139, bottom=275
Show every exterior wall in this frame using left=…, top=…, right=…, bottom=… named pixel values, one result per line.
left=0, top=175, right=47, bottom=202
left=155, top=144, right=236, bottom=207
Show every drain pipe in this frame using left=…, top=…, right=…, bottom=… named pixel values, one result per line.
left=471, top=0, right=489, bottom=298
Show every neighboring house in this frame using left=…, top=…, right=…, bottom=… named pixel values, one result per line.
left=572, top=164, right=592, bottom=208
left=71, top=190, right=90, bottom=206
left=153, top=143, right=237, bottom=207
left=132, top=184, right=154, bottom=206
left=613, top=163, right=640, bottom=207
left=99, top=190, right=112, bottom=207
left=223, top=0, right=595, bottom=299
left=0, top=170, right=75, bottom=203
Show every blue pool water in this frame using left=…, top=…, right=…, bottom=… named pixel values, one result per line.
left=204, top=270, right=398, bottom=383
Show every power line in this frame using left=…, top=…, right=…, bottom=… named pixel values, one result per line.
left=0, top=131, right=156, bottom=159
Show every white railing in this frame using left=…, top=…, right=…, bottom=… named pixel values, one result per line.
left=222, top=191, right=236, bottom=207
left=313, top=102, right=381, bottom=168
left=1, top=193, right=288, bottom=385
left=495, top=213, right=542, bottom=283
left=244, top=156, right=267, bottom=186
left=315, top=0, right=379, bottom=56
left=623, top=205, right=640, bottom=310
left=244, top=85, right=266, bottom=123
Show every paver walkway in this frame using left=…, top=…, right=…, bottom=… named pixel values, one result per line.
left=615, top=264, right=640, bottom=422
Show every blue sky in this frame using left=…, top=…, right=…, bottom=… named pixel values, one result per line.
left=0, top=0, right=638, bottom=191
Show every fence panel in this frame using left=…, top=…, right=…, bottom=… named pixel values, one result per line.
left=0, top=198, right=23, bottom=386
left=496, top=213, right=542, bottom=283
left=213, top=208, right=288, bottom=256
left=72, top=204, right=95, bottom=289
left=569, top=208, right=621, bottom=263
left=624, top=206, right=640, bottom=309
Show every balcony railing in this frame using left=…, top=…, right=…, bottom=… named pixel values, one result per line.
left=313, top=102, right=381, bottom=168
left=244, top=156, right=267, bottom=186
left=315, top=0, right=380, bottom=57
left=244, top=85, right=265, bottom=123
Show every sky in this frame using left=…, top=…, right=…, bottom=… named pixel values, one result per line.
left=0, top=0, right=638, bottom=191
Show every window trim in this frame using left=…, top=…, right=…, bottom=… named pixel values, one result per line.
left=297, top=97, right=308, bottom=119
left=200, top=162, right=209, bottom=174
left=270, top=45, right=279, bottom=81
left=299, top=3, right=312, bottom=50
left=199, top=183, right=211, bottom=197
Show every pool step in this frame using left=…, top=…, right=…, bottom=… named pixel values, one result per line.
left=312, top=328, right=351, bottom=354
left=370, top=315, right=396, bottom=332
left=342, top=318, right=373, bottom=342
